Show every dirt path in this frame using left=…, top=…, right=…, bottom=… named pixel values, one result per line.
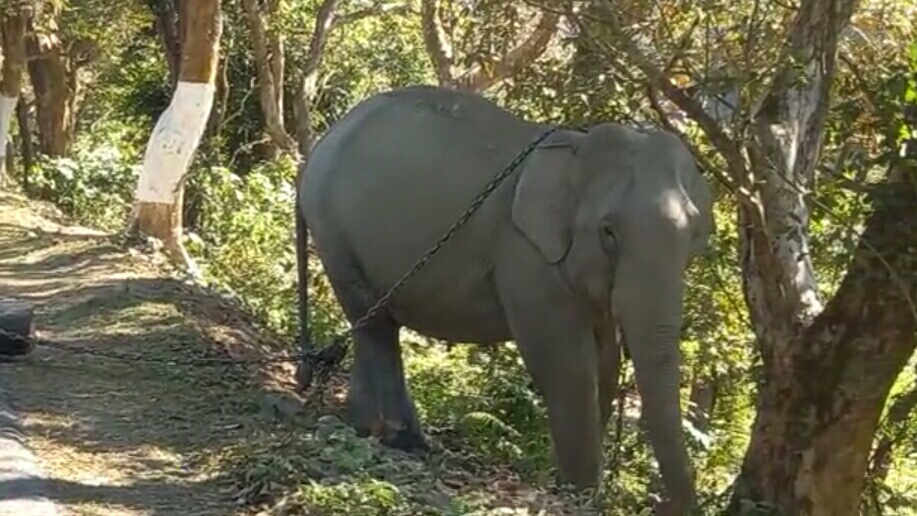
left=0, top=191, right=599, bottom=516
left=0, top=191, right=307, bottom=515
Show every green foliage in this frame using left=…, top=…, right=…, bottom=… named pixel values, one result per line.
left=186, top=155, right=347, bottom=342
left=28, top=136, right=139, bottom=231
left=406, top=343, right=554, bottom=474
left=223, top=415, right=492, bottom=515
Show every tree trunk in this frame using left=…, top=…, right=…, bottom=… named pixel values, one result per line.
left=132, top=0, right=222, bottom=272
left=591, top=0, right=917, bottom=512
left=149, top=0, right=182, bottom=88
left=15, top=97, right=33, bottom=193
left=0, top=10, right=28, bottom=183
left=242, top=0, right=296, bottom=155
left=728, top=164, right=917, bottom=515
left=26, top=33, right=72, bottom=157
left=723, top=2, right=910, bottom=514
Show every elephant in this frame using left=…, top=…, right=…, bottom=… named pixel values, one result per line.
left=294, top=85, right=714, bottom=513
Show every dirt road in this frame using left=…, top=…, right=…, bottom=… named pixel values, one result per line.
left=0, top=191, right=303, bottom=515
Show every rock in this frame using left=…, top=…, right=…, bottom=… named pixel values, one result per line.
left=258, top=393, right=304, bottom=422
left=0, top=299, right=35, bottom=357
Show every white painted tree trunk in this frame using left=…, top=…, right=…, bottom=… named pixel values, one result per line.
left=134, top=82, right=214, bottom=204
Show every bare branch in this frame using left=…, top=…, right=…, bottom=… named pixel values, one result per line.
left=421, top=0, right=456, bottom=86
left=294, top=0, right=343, bottom=156
left=838, top=50, right=882, bottom=115
left=241, top=0, right=296, bottom=152
left=266, top=0, right=284, bottom=107
left=302, top=0, right=341, bottom=88
left=647, top=84, right=742, bottom=195
left=458, top=10, right=560, bottom=91
left=574, top=3, right=748, bottom=182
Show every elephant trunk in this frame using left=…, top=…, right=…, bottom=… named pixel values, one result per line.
left=613, top=258, right=695, bottom=511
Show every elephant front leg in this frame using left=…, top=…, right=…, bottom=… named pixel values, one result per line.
left=515, top=310, right=603, bottom=489
left=497, top=265, right=603, bottom=489
left=595, top=317, right=621, bottom=431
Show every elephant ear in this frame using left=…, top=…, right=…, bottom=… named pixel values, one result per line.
left=512, top=130, right=584, bottom=264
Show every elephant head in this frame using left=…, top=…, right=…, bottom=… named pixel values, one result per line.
left=512, top=122, right=714, bottom=509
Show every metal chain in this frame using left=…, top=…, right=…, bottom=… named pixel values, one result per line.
left=296, top=125, right=565, bottom=388
left=2, top=127, right=564, bottom=379
left=0, top=325, right=300, bottom=365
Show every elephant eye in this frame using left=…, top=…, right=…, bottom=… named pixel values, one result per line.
left=601, top=224, right=618, bottom=258
left=601, top=224, right=617, bottom=245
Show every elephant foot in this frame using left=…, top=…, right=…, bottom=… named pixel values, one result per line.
left=350, top=414, right=428, bottom=452
left=347, top=393, right=428, bottom=452
left=380, top=423, right=429, bottom=452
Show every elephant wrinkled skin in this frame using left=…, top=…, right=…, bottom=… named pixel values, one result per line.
left=295, top=85, right=714, bottom=512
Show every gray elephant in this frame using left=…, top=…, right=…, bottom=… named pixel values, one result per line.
left=294, top=85, right=714, bottom=512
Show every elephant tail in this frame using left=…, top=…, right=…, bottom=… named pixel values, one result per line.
left=294, top=177, right=312, bottom=390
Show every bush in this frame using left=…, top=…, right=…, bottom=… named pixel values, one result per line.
left=187, top=155, right=347, bottom=342
left=29, top=141, right=139, bottom=231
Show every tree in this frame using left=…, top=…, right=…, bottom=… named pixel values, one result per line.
left=420, top=0, right=559, bottom=92
left=243, top=0, right=408, bottom=157
left=241, top=0, right=296, bottom=155
left=131, top=0, right=222, bottom=272
left=147, top=0, right=181, bottom=89
left=577, top=0, right=917, bottom=512
left=0, top=2, right=29, bottom=181
left=24, top=2, right=101, bottom=157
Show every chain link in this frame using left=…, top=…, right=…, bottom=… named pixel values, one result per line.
left=1, top=127, right=566, bottom=382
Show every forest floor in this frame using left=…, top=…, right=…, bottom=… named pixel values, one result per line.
left=0, top=190, right=593, bottom=516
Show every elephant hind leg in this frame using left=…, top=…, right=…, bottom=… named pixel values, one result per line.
left=315, top=240, right=427, bottom=451
left=346, top=314, right=428, bottom=451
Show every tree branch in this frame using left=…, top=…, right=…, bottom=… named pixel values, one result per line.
left=266, top=0, right=284, bottom=108
left=751, top=0, right=860, bottom=182
left=420, top=0, right=456, bottom=86
left=647, top=84, right=742, bottom=194
left=458, top=10, right=560, bottom=91
left=577, top=1, right=748, bottom=183
left=241, top=0, right=296, bottom=152
left=294, top=0, right=341, bottom=156
left=302, top=0, right=340, bottom=87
